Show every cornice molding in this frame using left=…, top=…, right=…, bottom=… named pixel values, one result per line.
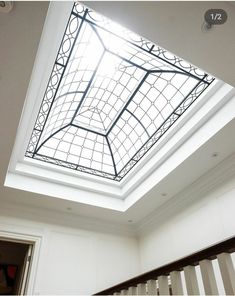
left=0, top=199, right=135, bottom=237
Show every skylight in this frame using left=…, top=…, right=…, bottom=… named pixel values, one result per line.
left=26, top=2, right=214, bottom=181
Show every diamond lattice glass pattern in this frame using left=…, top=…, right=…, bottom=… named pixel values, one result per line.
left=26, top=2, right=214, bottom=181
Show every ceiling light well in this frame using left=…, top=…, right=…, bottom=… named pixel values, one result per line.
left=4, top=1, right=235, bottom=211
left=25, top=2, right=215, bottom=182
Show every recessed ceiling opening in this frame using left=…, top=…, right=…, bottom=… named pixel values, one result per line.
left=25, top=2, right=214, bottom=181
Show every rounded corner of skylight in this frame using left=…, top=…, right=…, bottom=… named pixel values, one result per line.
left=24, top=1, right=215, bottom=183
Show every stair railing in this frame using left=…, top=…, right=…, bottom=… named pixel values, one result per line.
left=94, top=237, right=235, bottom=295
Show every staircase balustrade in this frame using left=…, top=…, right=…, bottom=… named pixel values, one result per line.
left=94, top=237, right=235, bottom=295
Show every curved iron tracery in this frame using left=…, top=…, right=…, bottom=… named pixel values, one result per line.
left=26, top=2, right=214, bottom=181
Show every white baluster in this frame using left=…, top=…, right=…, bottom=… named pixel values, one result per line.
left=147, top=279, right=157, bottom=295
left=217, top=253, right=235, bottom=295
left=199, top=259, right=219, bottom=295
left=128, top=286, right=137, bottom=295
left=137, top=283, right=146, bottom=295
left=158, top=275, right=169, bottom=295
left=121, top=289, right=128, bottom=295
left=170, top=271, right=183, bottom=295
left=183, top=265, right=200, bottom=295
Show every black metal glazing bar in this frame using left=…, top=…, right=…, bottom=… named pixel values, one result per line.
left=74, top=15, right=207, bottom=82
left=34, top=153, right=116, bottom=179
left=173, top=112, right=180, bottom=116
left=70, top=50, right=106, bottom=122
left=117, top=76, right=208, bottom=177
left=90, top=24, right=148, bottom=72
left=106, top=49, right=149, bottom=72
left=70, top=123, right=105, bottom=137
left=55, top=62, right=66, bottom=68
left=77, top=106, right=96, bottom=117
left=105, top=136, right=117, bottom=176
left=33, top=8, right=89, bottom=155
left=125, top=109, right=150, bottom=137
left=107, top=72, right=149, bottom=136
left=55, top=91, right=85, bottom=102
left=149, top=70, right=205, bottom=82
left=35, top=123, right=71, bottom=154
left=146, top=54, right=209, bottom=84
left=90, top=23, right=106, bottom=49
left=149, top=44, right=155, bottom=52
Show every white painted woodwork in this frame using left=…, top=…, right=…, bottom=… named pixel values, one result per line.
left=147, top=280, right=157, bottom=295
left=128, top=286, right=137, bottom=295
left=183, top=265, right=200, bottom=295
left=121, top=289, right=128, bottom=295
left=19, top=244, right=33, bottom=295
left=158, top=275, right=169, bottom=295
left=217, top=253, right=235, bottom=295
left=199, top=259, right=219, bottom=295
left=170, top=271, right=183, bottom=295
left=137, top=283, right=146, bottom=295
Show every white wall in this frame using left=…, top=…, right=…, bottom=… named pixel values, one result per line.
left=1, top=158, right=235, bottom=295
left=137, top=160, right=235, bottom=274
left=0, top=204, right=140, bottom=295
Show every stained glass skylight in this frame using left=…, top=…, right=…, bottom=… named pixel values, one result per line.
left=26, top=2, right=214, bottom=181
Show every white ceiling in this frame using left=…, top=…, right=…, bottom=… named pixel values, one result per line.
left=1, top=1, right=235, bottom=228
